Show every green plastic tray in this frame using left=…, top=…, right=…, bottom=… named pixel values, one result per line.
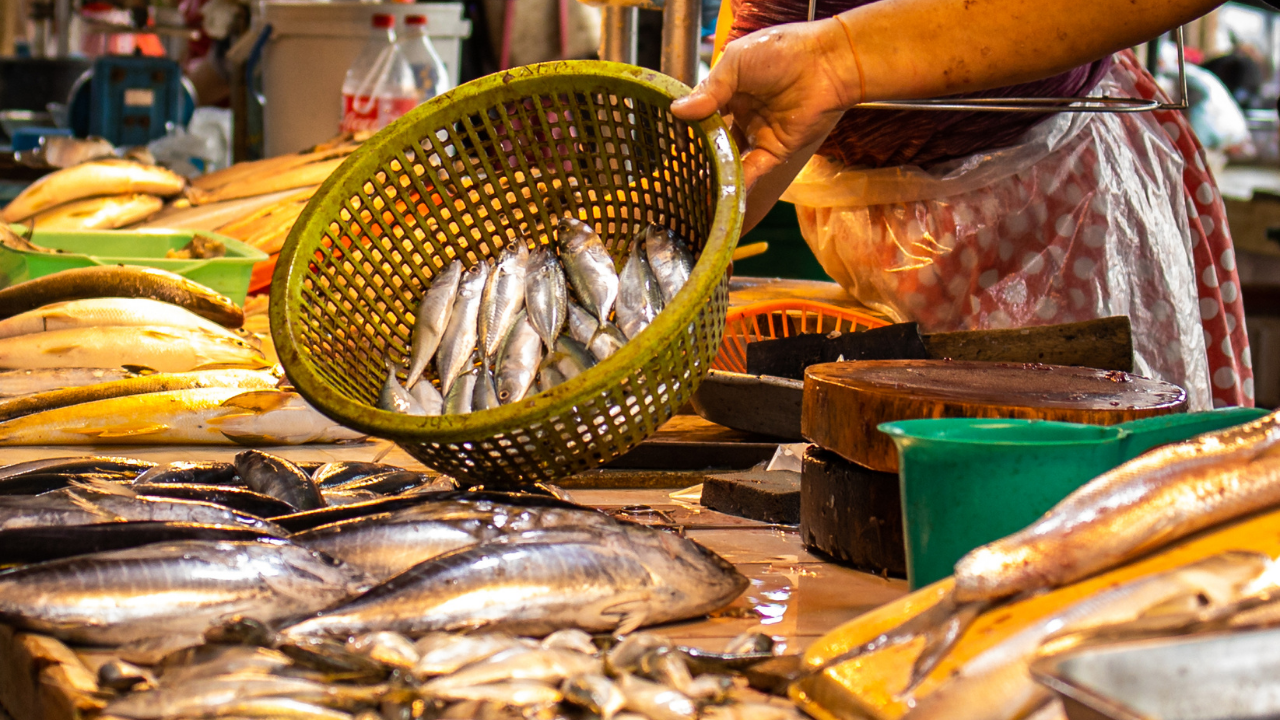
left=271, top=61, right=743, bottom=485
left=880, top=407, right=1272, bottom=589
left=0, top=227, right=267, bottom=305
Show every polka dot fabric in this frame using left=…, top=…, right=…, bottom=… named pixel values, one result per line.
left=789, top=50, right=1253, bottom=410
left=1115, top=52, right=1254, bottom=409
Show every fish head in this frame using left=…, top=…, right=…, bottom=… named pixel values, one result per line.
left=643, top=528, right=748, bottom=601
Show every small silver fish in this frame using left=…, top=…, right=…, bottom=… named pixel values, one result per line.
left=437, top=263, right=489, bottom=397
left=431, top=680, right=563, bottom=706
left=542, top=629, right=598, bottom=655
left=563, top=673, right=627, bottom=720
left=406, top=260, right=463, bottom=388
left=538, top=366, right=566, bottom=394
left=474, top=364, right=501, bottom=411
left=410, top=378, right=444, bottom=416
left=497, top=313, right=542, bottom=405
left=547, top=336, right=595, bottom=381
left=479, top=242, right=530, bottom=367
left=423, top=647, right=601, bottom=690
left=617, top=239, right=664, bottom=340
left=445, top=366, right=478, bottom=415
left=644, top=224, right=694, bottom=304
left=557, top=217, right=619, bottom=325
left=617, top=673, right=696, bottom=720
left=588, top=323, right=628, bottom=362
left=414, top=633, right=534, bottom=678
left=349, top=631, right=421, bottom=670
left=378, top=360, right=426, bottom=415
left=526, top=245, right=569, bottom=351
left=566, top=301, right=598, bottom=347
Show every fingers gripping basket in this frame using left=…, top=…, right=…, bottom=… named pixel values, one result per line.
left=270, top=61, right=744, bottom=485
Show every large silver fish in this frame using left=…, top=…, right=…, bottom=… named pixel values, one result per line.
left=557, top=217, right=619, bottom=325
left=437, top=263, right=489, bottom=397
left=0, top=485, right=284, bottom=533
left=496, top=313, right=542, bottom=405
left=280, top=524, right=747, bottom=639
left=478, top=241, right=530, bottom=367
left=906, top=552, right=1274, bottom=720
left=292, top=499, right=616, bottom=581
left=954, top=410, right=1280, bottom=603
left=0, top=539, right=369, bottom=645
left=644, top=224, right=694, bottom=304
left=526, top=245, right=568, bottom=351
left=617, top=239, right=665, bottom=340
left=405, top=260, right=463, bottom=388
left=235, top=449, right=326, bottom=512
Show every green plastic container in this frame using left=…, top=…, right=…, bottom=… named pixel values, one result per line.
left=880, top=407, right=1271, bottom=589
left=0, top=227, right=268, bottom=305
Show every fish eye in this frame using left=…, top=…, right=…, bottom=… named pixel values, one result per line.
left=498, top=391, right=510, bottom=400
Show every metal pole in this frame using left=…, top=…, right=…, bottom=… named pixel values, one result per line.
left=53, top=0, right=71, bottom=57
left=599, top=6, right=637, bottom=64
left=661, top=0, right=699, bottom=85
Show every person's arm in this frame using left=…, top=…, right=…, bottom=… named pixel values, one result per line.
left=672, top=0, right=1223, bottom=230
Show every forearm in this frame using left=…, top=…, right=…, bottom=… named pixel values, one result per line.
left=836, top=0, right=1221, bottom=105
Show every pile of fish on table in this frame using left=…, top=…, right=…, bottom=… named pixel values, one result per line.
left=0, top=452, right=787, bottom=720
left=381, top=217, right=693, bottom=416
left=0, top=262, right=361, bottom=445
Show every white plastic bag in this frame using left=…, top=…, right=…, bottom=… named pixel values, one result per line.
left=782, top=66, right=1212, bottom=409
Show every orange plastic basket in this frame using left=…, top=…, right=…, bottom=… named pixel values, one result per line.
left=712, top=300, right=890, bottom=373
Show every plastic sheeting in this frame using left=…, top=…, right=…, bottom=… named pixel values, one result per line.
left=782, top=67, right=1213, bottom=409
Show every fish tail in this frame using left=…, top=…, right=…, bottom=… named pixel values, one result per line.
left=900, top=598, right=990, bottom=697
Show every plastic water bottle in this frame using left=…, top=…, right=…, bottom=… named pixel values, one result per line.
left=398, top=14, right=452, bottom=99
left=340, top=13, right=418, bottom=134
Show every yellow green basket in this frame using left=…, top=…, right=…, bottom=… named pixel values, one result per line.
left=270, top=61, right=744, bottom=485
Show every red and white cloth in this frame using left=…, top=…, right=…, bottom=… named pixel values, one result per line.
left=783, top=50, right=1253, bottom=409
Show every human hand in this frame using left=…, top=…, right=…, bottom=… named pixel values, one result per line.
left=670, top=17, right=862, bottom=192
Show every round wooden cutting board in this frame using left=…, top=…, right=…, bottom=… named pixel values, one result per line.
left=802, top=360, right=1188, bottom=472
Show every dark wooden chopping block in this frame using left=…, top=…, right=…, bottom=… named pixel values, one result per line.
left=803, top=360, right=1188, bottom=473
left=701, top=470, right=801, bottom=524
left=800, top=446, right=906, bottom=578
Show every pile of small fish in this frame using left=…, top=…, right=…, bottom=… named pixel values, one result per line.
left=0, top=452, right=768, bottom=720
left=0, top=267, right=361, bottom=445
left=380, top=218, right=694, bottom=416
left=1, top=159, right=185, bottom=231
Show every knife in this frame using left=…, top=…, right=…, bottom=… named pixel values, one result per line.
left=745, top=316, right=1133, bottom=380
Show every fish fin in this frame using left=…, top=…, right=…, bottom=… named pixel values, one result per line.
left=219, top=390, right=295, bottom=412
left=72, top=422, right=169, bottom=438
left=597, top=593, right=651, bottom=635
left=70, top=477, right=137, bottom=497
left=64, top=490, right=126, bottom=520
left=219, top=430, right=285, bottom=447
left=193, top=360, right=271, bottom=371
left=140, top=328, right=183, bottom=340
left=40, top=344, right=80, bottom=356
left=805, top=590, right=969, bottom=683
left=121, top=365, right=159, bottom=375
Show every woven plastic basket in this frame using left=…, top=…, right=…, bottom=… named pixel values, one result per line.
left=270, top=61, right=743, bottom=485
left=711, top=300, right=889, bottom=373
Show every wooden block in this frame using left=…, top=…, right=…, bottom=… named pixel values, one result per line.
left=800, top=447, right=906, bottom=578
left=803, top=360, right=1188, bottom=472
left=701, top=470, right=800, bottom=524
